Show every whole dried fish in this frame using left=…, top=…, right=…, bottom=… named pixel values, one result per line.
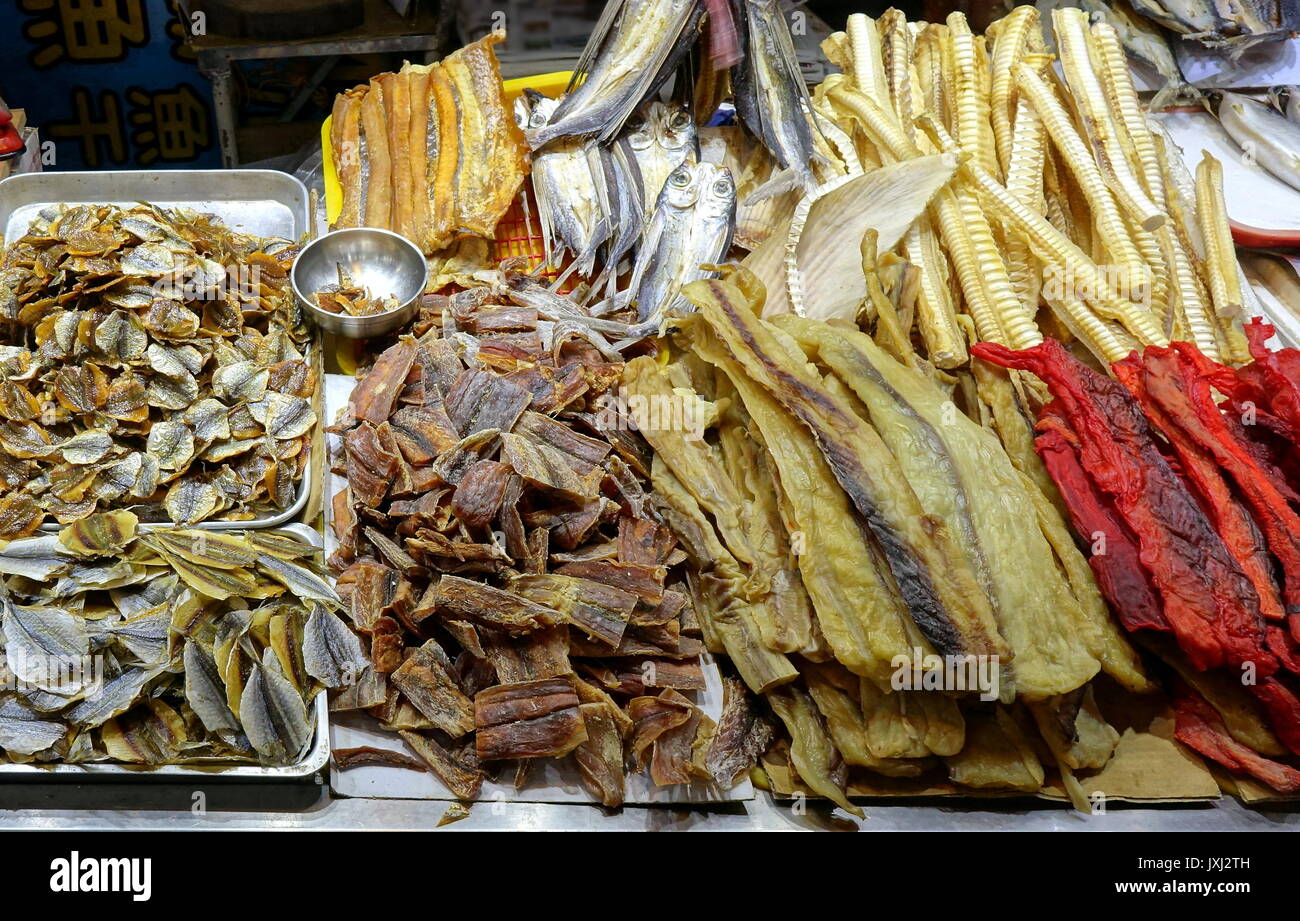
left=625, top=161, right=736, bottom=337
left=525, top=0, right=705, bottom=148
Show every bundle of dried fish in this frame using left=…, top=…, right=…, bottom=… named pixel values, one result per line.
left=620, top=265, right=1148, bottom=810
left=0, top=203, right=316, bottom=533
left=326, top=288, right=764, bottom=804
left=524, top=0, right=705, bottom=149
left=0, top=514, right=356, bottom=766
left=329, top=33, right=529, bottom=255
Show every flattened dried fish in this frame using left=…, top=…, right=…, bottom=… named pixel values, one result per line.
left=303, top=605, right=369, bottom=686
left=390, top=639, right=476, bottom=736
left=474, top=676, right=588, bottom=759
left=239, top=664, right=312, bottom=765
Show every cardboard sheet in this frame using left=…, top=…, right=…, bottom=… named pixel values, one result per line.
left=320, top=373, right=752, bottom=804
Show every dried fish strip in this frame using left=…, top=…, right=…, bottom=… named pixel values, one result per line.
left=474, top=676, right=588, bottom=760
left=329, top=287, right=721, bottom=799
left=685, top=270, right=1008, bottom=664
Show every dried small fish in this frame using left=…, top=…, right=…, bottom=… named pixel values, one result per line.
left=240, top=664, right=312, bottom=765
left=303, top=605, right=369, bottom=686
left=0, top=204, right=315, bottom=527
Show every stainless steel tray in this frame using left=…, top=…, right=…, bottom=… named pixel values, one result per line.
left=0, top=522, right=331, bottom=781
left=0, top=169, right=316, bottom=531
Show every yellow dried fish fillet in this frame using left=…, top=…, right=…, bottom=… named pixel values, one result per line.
left=359, top=82, right=392, bottom=231
left=378, top=71, right=414, bottom=240
left=331, top=88, right=366, bottom=230
left=442, top=33, right=530, bottom=240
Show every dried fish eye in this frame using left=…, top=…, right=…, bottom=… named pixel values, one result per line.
left=713, top=177, right=734, bottom=196
left=669, top=166, right=692, bottom=187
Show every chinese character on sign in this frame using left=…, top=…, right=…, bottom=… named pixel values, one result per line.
left=45, top=87, right=127, bottom=168
left=128, top=84, right=211, bottom=164
left=20, top=0, right=150, bottom=68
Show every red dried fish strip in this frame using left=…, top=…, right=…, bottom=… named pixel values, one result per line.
left=1249, top=678, right=1300, bottom=756
left=1033, top=413, right=1168, bottom=633
left=1174, top=690, right=1300, bottom=793
left=974, top=339, right=1275, bottom=674
left=1114, top=354, right=1287, bottom=626
left=1145, top=344, right=1300, bottom=624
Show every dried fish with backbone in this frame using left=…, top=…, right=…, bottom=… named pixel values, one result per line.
left=524, top=0, right=705, bottom=148
left=731, top=0, right=818, bottom=190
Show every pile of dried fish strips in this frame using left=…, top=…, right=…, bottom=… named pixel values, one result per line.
left=326, top=291, right=769, bottom=805
left=623, top=266, right=1154, bottom=814
left=329, top=33, right=530, bottom=256
left=0, top=513, right=359, bottom=767
left=0, top=203, right=316, bottom=534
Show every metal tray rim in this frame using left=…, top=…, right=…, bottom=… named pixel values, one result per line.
left=0, top=522, right=332, bottom=781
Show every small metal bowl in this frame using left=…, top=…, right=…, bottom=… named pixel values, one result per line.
left=292, top=228, right=428, bottom=338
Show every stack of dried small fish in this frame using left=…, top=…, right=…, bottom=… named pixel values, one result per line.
left=0, top=513, right=359, bottom=766
left=625, top=266, right=1153, bottom=812
left=329, top=33, right=530, bottom=256
left=326, top=284, right=771, bottom=805
left=0, top=203, right=316, bottom=533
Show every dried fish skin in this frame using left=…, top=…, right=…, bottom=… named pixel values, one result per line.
left=239, top=663, right=312, bottom=765
left=780, top=318, right=1102, bottom=699
left=767, top=683, right=863, bottom=817
left=685, top=273, right=1007, bottom=664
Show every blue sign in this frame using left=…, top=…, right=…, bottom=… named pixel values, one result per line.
left=2, top=0, right=220, bottom=170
